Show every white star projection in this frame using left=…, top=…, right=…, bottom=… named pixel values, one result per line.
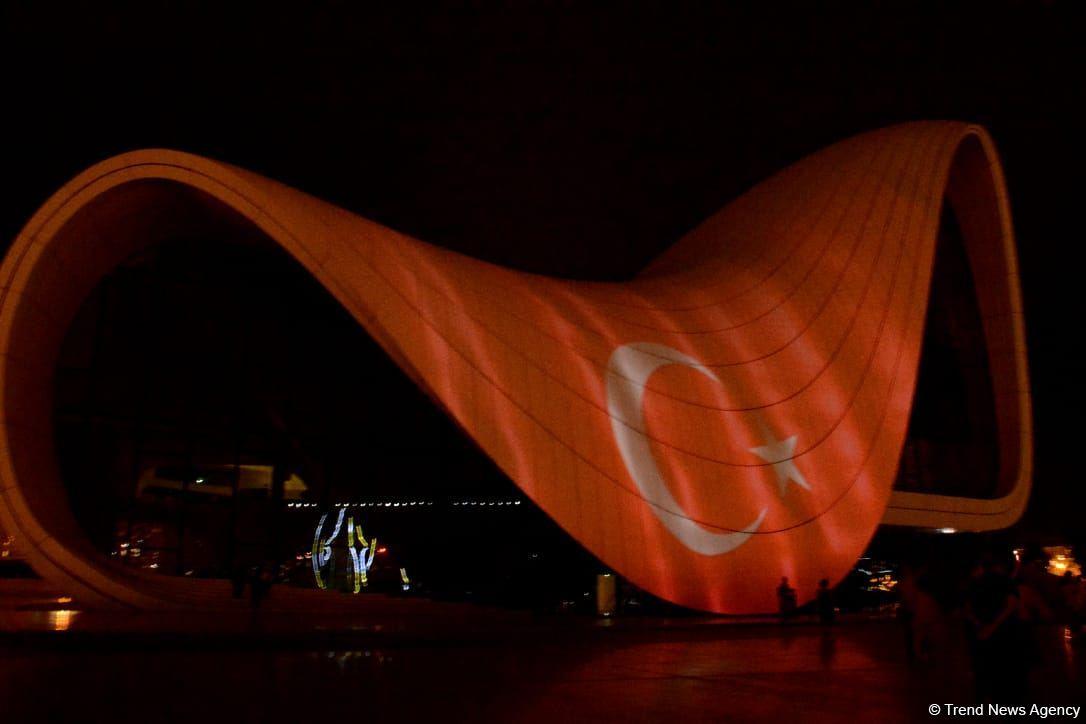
left=749, top=431, right=811, bottom=497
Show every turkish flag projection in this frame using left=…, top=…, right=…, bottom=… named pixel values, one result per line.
left=0, top=121, right=1030, bottom=612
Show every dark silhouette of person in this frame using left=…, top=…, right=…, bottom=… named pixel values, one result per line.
left=898, top=562, right=939, bottom=663
left=230, top=562, right=248, bottom=599
left=1060, top=571, right=1086, bottom=635
left=816, top=578, right=835, bottom=625
left=777, top=577, right=797, bottom=620
left=248, top=562, right=275, bottom=609
left=964, top=553, right=1030, bottom=704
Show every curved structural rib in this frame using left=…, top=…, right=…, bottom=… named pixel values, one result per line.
left=0, top=122, right=1031, bottom=613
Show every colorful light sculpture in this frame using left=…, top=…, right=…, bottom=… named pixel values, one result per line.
left=312, top=509, right=378, bottom=593
left=0, top=122, right=1031, bottom=612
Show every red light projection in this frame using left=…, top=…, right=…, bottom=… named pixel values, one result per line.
left=0, top=122, right=1031, bottom=612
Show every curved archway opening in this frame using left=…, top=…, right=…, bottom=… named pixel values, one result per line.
left=48, top=184, right=601, bottom=605
left=894, top=197, right=1001, bottom=498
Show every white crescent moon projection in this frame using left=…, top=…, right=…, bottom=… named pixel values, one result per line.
left=606, top=343, right=767, bottom=555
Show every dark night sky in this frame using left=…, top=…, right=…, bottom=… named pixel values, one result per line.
left=2, top=2, right=1083, bottom=537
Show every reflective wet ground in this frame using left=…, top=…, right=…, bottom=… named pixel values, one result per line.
left=1, top=608, right=1083, bottom=723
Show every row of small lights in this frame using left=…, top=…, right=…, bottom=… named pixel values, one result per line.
left=286, top=500, right=523, bottom=509
left=453, top=500, right=522, bottom=507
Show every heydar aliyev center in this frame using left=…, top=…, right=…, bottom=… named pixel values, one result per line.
left=0, top=121, right=1031, bottom=614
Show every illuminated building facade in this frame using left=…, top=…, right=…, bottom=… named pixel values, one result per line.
left=0, top=121, right=1031, bottom=613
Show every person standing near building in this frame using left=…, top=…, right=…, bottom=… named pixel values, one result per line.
left=777, top=577, right=797, bottom=620
left=816, top=579, right=835, bottom=625
left=964, top=553, right=1030, bottom=704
